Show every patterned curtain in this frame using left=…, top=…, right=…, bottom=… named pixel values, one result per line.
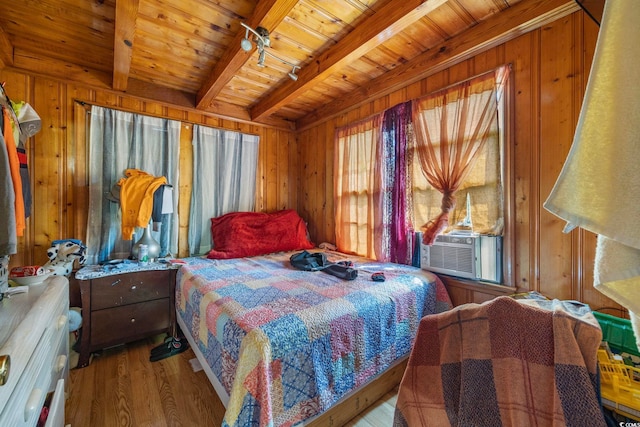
left=381, top=101, right=414, bottom=264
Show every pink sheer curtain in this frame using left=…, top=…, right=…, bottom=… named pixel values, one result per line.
left=334, top=114, right=383, bottom=259
left=412, top=65, right=509, bottom=245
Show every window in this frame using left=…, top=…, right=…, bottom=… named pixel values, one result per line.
left=411, top=94, right=505, bottom=236
left=85, top=106, right=181, bottom=264
left=412, top=66, right=509, bottom=244
left=334, top=65, right=511, bottom=276
left=188, top=124, right=259, bottom=255
left=334, top=116, right=382, bottom=260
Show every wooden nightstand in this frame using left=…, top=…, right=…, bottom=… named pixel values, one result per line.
left=76, top=265, right=178, bottom=368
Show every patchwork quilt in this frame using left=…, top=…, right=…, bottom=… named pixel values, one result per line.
left=393, top=297, right=606, bottom=427
left=175, top=251, right=452, bottom=427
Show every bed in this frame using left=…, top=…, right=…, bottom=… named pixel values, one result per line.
left=174, top=210, right=452, bottom=426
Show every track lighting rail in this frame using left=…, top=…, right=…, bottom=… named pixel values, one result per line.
left=240, top=22, right=300, bottom=81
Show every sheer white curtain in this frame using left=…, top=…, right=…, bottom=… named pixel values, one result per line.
left=86, top=106, right=180, bottom=264
left=188, top=124, right=259, bottom=255
left=334, top=115, right=383, bottom=259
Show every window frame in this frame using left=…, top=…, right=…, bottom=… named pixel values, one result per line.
left=501, top=71, right=515, bottom=287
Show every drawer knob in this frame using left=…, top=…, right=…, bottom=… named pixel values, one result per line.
left=131, top=285, right=137, bottom=291
left=25, top=387, right=43, bottom=421
left=56, top=355, right=67, bottom=373
left=0, top=354, right=10, bottom=386
left=131, top=318, right=136, bottom=323
left=57, top=314, right=68, bottom=330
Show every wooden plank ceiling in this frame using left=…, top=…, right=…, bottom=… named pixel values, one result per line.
left=0, top=0, right=583, bottom=130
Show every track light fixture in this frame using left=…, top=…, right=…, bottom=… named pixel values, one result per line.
left=288, top=66, right=300, bottom=81
left=240, top=22, right=301, bottom=81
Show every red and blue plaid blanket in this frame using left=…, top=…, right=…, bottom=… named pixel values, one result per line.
left=176, top=251, right=451, bottom=427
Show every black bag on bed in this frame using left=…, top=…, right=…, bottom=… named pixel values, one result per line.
left=289, top=251, right=358, bottom=280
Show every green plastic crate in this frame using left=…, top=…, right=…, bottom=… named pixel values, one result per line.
left=593, top=311, right=639, bottom=358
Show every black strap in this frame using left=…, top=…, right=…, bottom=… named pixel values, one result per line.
left=289, top=251, right=358, bottom=280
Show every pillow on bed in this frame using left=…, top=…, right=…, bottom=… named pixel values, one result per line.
left=207, top=209, right=314, bottom=259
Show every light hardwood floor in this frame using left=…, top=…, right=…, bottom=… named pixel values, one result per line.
left=65, top=335, right=398, bottom=427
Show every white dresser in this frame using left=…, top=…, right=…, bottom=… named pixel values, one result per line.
left=0, top=276, right=69, bottom=427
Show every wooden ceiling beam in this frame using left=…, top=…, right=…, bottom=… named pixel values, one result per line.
left=196, top=0, right=298, bottom=110
left=296, top=0, right=580, bottom=131
left=250, top=0, right=448, bottom=121
left=0, top=26, right=14, bottom=68
left=112, top=0, right=140, bottom=91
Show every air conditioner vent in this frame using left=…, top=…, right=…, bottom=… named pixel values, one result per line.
left=430, top=245, right=474, bottom=273
left=418, top=233, right=503, bottom=283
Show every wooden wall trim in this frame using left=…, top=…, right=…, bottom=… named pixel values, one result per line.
left=441, top=275, right=517, bottom=307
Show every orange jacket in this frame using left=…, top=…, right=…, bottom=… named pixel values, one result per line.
left=118, top=169, right=167, bottom=240
left=3, top=107, right=24, bottom=237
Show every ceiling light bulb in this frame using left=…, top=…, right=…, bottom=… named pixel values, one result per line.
left=241, top=38, right=252, bottom=52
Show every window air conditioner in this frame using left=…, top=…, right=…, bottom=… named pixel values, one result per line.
left=418, top=232, right=503, bottom=283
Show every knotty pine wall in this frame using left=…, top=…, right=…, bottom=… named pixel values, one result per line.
left=0, top=68, right=297, bottom=265
left=297, top=11, right=625, bottom=314
left=1, top=10, right=624, bottom=315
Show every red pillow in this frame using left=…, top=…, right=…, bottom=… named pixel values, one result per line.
left=207, top=210, right=314, bottom=259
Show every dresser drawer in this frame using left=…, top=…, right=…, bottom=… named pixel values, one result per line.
left=0, top=278, right=69, bottom=426
left=44, top=379, right=65, bottom=427
left=90, top=298, right=171, bottom=348
left=91, top=270, right=171, bottom=310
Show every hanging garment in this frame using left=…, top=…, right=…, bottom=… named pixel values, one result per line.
left=2, top=106, right=25, bottom=237
left=149, top=185, right=174, bottom=231
left=0, top=119, right=17, bottom=256
left=544, top=0, right=640, bottom=349
left=118, top=169, right=167, bottom=240
left=13, top=101, right=41, bottom=218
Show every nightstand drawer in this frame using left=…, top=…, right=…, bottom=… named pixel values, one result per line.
left=76, top=266, right=178, bottom=367
left=90, top=298, right=171, bottom=348
left=91, top=270, right=171, bottom=310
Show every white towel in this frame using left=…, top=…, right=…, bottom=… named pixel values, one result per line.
left=544, top=0, right=640, bottom=350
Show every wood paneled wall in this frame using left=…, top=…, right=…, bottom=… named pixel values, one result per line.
left=297, top=11, right=624, bottom=314
left=0, top=69, right=297, bottom=264
left=1, top=10, right=624, bottom=315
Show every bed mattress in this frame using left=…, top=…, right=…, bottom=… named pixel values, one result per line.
left=175, top=250, right=451, bottom=427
